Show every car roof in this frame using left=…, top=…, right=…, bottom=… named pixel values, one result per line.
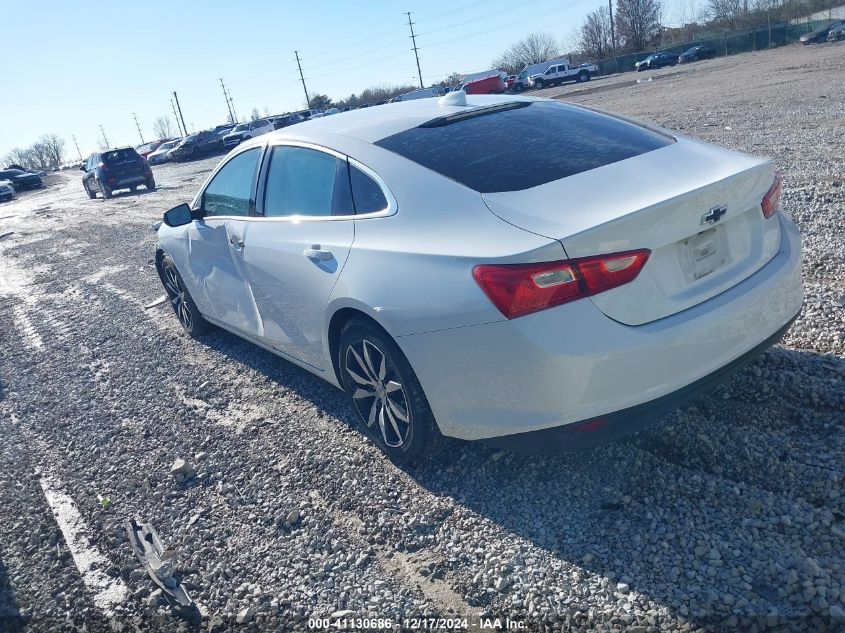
left=252, top=94, right=538, bottom=147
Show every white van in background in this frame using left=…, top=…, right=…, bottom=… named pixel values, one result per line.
left=392, top=86, right=446, bottom=102
left=511, top=58, right=571, bottom=92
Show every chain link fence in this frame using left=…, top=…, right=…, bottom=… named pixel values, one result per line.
left=595, top=19, right=840, bottom=76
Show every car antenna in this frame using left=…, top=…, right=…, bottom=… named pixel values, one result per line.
left=437, top=90, right=467, bottom=108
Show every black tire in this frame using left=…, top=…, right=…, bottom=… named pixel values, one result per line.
left=130, top=185, right=138, bottom=192
left=98, top=180, right=112, bottom=199
left=157, top=253, right=210, bottom=337
left=84, top=181, right=96, bottom=199
left=577, top=70, right=589, bottom=83
left=533, top=79, right=545, bottom=90
left=338, top=318, right=442, bottom=462
left=514, top=83, right=524, bottom=92
left=146, top=176, right=156, bottom=191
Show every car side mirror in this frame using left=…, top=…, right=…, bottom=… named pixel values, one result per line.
left=162, top=203, right=194, bottom=227
left=79, top=164, right=86, bottom=171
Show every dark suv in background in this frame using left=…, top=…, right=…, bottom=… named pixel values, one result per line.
left=81, top=147, right=155, bottom=199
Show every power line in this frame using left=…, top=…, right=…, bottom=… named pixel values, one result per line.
left=406, top=12, right=424, bottom=89
left=98, top=125, right=109, bottom=149
left=172, top=92, right=188, bottom=139
left=219, top=78, right=235, bottom=123
left=132, top=113, right=144, bottom=144
left=294, top=50, right=310, bottom=107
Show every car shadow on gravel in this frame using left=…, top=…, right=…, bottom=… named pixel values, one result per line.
left=0, top=553, right=24, bottom=629
left=195, top=327, right=841, bottom=629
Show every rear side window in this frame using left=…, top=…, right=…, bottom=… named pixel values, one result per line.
left=374, top=101, right=673, bottom=193
left=102, top=148, right=139, bottom=163
left=350, top=166, right=388, bottom=214
left=263, top=146, right=353, bottom=217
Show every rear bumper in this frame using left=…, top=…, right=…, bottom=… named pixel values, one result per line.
left=482, top=312, right=798, bottom=453
left=397, top=213, right=803, bottom=443
left=110, top=175, right=147, bottom=188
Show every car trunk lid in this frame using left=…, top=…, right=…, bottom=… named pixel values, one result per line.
left=482, top=139, right=782, bottom=325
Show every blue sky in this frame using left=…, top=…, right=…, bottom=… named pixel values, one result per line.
left=1, top=0, right=687, bottom=159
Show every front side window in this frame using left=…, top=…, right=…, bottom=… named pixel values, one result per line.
left=202, top=148, right=260, bottom=217
left=263, top=146, right=352, bottom=218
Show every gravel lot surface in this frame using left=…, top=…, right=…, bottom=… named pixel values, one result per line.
left=1, top=42, right=843, bottom=632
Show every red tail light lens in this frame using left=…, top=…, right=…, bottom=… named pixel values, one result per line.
left=761, top=173, right=782, bottom=219
left=473, top=249, right=650, bottom=319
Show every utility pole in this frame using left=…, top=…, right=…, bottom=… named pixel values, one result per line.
left=172, top=91, right=188, bottom=139
left=132, top=113, right=144, bottom=143
left=98, top=125, right=110, bottom=149
left=71, top=135, right=83, bottom=161
left=405, top=12, right=423, bottom=89
left=170, top=98, right=183, bottom=136
left=608, top=0, right=616, bottom=55
left=219, top=78, right=235, bottom=123
left=294, top=50, right=310, bottom=108
left=226, top=87, right=238, bottom=122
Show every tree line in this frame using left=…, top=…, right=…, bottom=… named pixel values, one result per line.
left=4, top=134, right=66, bottom=170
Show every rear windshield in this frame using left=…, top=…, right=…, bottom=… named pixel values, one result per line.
left=374, top=101, right=673, bottom=193
left=102, top=148, right=139, bottom=163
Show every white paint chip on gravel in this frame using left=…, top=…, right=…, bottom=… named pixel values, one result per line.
left=38, top=475, right=130, bottom=614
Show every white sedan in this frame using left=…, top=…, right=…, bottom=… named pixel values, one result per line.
left=155, top=92, right=803, bottom=460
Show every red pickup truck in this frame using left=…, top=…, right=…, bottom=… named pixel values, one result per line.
left=456, top=71, right=505, bottom=95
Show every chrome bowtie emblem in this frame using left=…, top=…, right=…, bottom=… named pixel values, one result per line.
left=701, top=205, right=727, bottom=225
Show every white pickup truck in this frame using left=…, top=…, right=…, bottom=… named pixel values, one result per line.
left=222, top=119, right=274, bottom=150
left=529, top=62, right=597, bottom=89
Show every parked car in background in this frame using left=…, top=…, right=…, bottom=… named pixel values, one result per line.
left=147, top=139, right=182, bottom=165
left=80, top=147, right=154, bottom=199
left=635, top=51, right=679, bottom=71
left=826, top=23, right=845, bottom=41
left=271, top=113, right=305, bottom=129
left=136, top=139, right=169, bottom=158
left=801, top=20, right=844, bottom=43
left=511, top=58, right=571, bottom=91
left=170, top=130, right=222, bottom=161
left=505, top=75, right=516, bottom=89
left=529, top=61, right=592, bottom=89
left=154, top=94, right=802, bottom=460
left=0, top=168, right=42, bottom=191
left=223, top=119, right=274, bottom=150
left=0, top=180, right=14, bottom=202
left=679, top=45, right=716, bottom=63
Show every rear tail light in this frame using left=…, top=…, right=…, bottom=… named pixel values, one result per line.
left=761, top=172, right=782, bottom=219
left=473, top=249, right=650, bottom=319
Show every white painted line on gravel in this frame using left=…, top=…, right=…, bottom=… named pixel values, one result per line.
left=38, top=474, right=130, bottom=614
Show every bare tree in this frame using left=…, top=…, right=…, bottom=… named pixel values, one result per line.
left=4, top=148, right=35, bottom=170
left=331, top=84, right=420, bottom=109
left=492, top=32, right=561, bottom=74
left=616, top=0, right=663, bottom=52
left=249, top=108, right=261, bottom=121
left=153, top=116, right=173, bottom=139
left=40, top=134, right=65, bottom=167
left=580, top=6, right=614, bottom=60
left=706, top=0, right=746, bottom=29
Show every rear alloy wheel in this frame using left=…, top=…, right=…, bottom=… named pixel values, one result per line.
left=339, top=319, right=441, bottom=461
left=577, top=70, right=590, bottom=82
left=98, top=180, right=112, bottom=199
left=158, top=254, right=210, bottom=336
left=146, top=176, right=156, bottom=191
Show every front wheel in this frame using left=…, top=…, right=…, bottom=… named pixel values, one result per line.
left=338, top=319, right=442, bottom=462
left=533, top=79, right=545, bottom=90
left=146, top=176, right=156, bottom=191
left=84, top=181, right=96, bottom=199
left=157, top=254, right=210, bottom=337
left=577, top=71, right=589, bottom=83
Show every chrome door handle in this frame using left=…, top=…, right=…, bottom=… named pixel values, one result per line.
left=229, top=234, right=244, bottom=249
left=303, top=245, right=333, bottom=261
